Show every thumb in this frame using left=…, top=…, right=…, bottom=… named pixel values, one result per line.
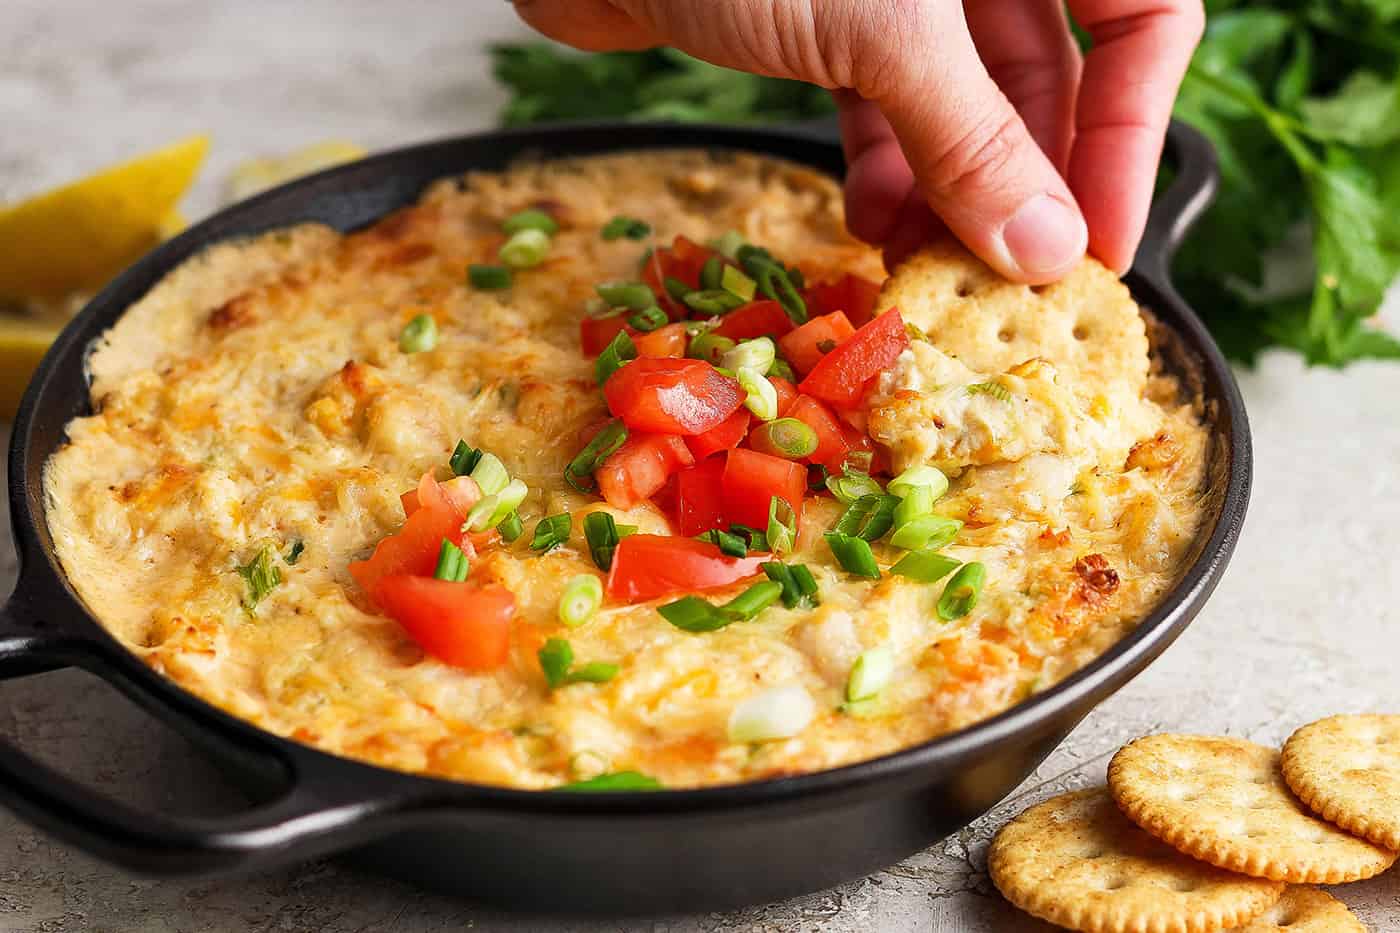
left=871, top=8, right=1088, bottom=283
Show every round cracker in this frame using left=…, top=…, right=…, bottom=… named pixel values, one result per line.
left=1108, top=734, right=1397, bottom=883
left=1232, top=886, right=1364, bottom=932
left=988, top=788, right=1284, bottom=933
left=1282, top=713, right=1400, bottom=852
left=877, top=239, right=1149, bottom=397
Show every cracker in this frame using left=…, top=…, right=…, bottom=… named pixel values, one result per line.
left=988, top=788, right=1284, bottom=933
left=1282, top=713, right=1400, bottom=851
left=1232, top=886, right=1364, bottom=932
left=877, top=239, right=1149, bottom=398
left=1108, top=734, right=1397, bottom=883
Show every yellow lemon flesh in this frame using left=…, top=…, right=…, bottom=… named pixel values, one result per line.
left=0, top=315, right=66, bottom=418
left=226, top=140, right=367, bottom=202
left=0, top=135, right=208, bottom=304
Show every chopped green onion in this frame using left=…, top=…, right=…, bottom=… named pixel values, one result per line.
left=398, top=314, right=437, bottom=353
left=721, top=264, right=757, bottom=301
left=657, top=581, right=782, bottom=632
left=888, top=514, right=963, bottom=551
left=727, top=684, right=816, bottom=743
left=236, top=545, right=281, bottom=614
left=531, top=513, right=572, bottom=551
left=559, top=771, right=662, bottom=791
left=762, top=561, right=820, bottom=609
left=888, top=465, right=949, bottom=501
left=709, top=230, right=746, bottom=259
left=687, top=332, right=735, bottom=366
left=737, top=367, right=778, bottom=421
left=890, top=550, right=961, bottom=583
left=565, top=661, right=619, bottom=684
left=502, top=208, right=558, bottom=236
left=466, top=478, right=528, bottom=532
left=937, top=562, right=986, bottom=620
left=738, top=247, right=808, bottom=324
left=663, top=276, right=691, bottom=302
left=559, top=574, right=603, bottom=628
left=846, top=645, right=894, bottom=702
left=700, top=256, right=723, bottom=291
left=468, top=264, right=512, bottom=290
left=449, top=440, right=483, bottom=476
left=834, top=494, right=900, bottom=541
left=696, top=528, right=749, bottom=558
left=565, top=420, right=628, bottom=492
left=284, top=540, right=304, bottom=565
left=538, top=638, right=574, bottom=688
left=720, top=336, right=776, bottom=374
left=826, top=470, right=884, bottom=504
left=434, top=539, right=469, bottom=582
left=469, top=452, right=510, bottom=496
left=583, top=511, right=624, bottom=571
left=498, top=228, right=551, bottom=269
left=807, top=463, right=831, bottom=493
left=615, top=523, right=637, bottom=539
left=825, top=532, right=881, bottom=579
left=496, top=511, right=524, bottom=543
left=683, top=289, right=746, bottom=315
left=601, top=215, right=650, bottom=240
left=627, top=306, right=668, bottom=332
left=769, top=357, right=796, bottom=382
left=729, top=523, right=768, bottom=551
left=596, top=280, right=656, bottom=311
left=905, top=321, right=930, bottom=343
left=967, top=381, right=1012, bottom=402
left=751, top=417, right=817, bottom=460
left=893, top=485, right=934, bottom=530
left=765, top=496, right=797, bottom=557
left=722, top=580, right=783, bottom=620
left=595, top=330, right=637, bottom=386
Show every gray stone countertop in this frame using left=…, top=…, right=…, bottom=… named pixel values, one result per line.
left=2, top=1, right=1397, bottom=929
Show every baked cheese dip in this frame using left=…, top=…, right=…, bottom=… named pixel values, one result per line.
left=44, top=150, right=1212, bottom=790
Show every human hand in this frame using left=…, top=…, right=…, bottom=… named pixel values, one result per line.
left=509, top=0, right=1203, bottom=283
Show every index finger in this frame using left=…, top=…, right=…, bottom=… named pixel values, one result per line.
left=1065, top=0, right=1204, bottom=273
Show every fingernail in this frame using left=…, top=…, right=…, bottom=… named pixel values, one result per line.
left=1001, top=194, right=1087, bottom=280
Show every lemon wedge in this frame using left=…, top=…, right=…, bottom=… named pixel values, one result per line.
left=226, top=140, right=367, bottom=202
left=0, top=135, right=209, bottom=304
left=0, top=315, right=66, bottom=418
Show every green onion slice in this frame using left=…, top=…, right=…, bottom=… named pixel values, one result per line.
left=434, top=539, right=470, bottom=582
left=683, top=289, right=746, bottom=315
left=751, top=418, right=817, bottom=460
left=687, top=332, right=735, bottom=366
left=583, top=511, right=624, bottom=571
left=709, top=230, right=745, bottom=259
left=888, top=514, right=963, bottom=552
left=284, top=540, right=305, bottom=565
left=888, top=465, right=950, bottom=501
left=496, top=511, right=524, bottom=543
left=596, top=280, right=656, bottom=311
left=846, top=645, right=895, bottom=702
left=559, top=771, right=662, bottom=791
left=737, top=367, right=778, bottom=421
left=890, top=549, right=961, bottom=583
left=696, top=528, right=749, bottom=558
left=700, top=256, right=723, bottom=291
left=538, top=637, right=574, bottom=689
left=720, top=336, right=776, bottom=374
left=721, top=580, right=783, bottom=620
left=769, top=357, right=797, bottom=382
left=502, top=208, right=559, bottom=236
left=236, top=545, right=282, bottom=614
left=398, top=314, right=438, bottom=353
left=601, top=215, right=651, bottom=240
left=657, top=581, right=783, bottom=632
left=826, top=470, right=884, bottom=504
left=565, top=420, right=628, bottom=492
left=499, top=228, right=551, bottom=269
left=728, top=523, right=768, bottom=551
left=766, top=496, right=797, bottom=556
left=825, top=532, right=881, bottom=579
left=627, top=306, right=668, bottom=332
left=531, top=513, right=572, bottom=551
left=762, top=561, right=820, bottom=609
left=466, top=478, right=528, bottom=532
left=834, top=494, right=900, bottom=541
left=595, top=330, right=637, bottom=386
left=467, top=264, right=512, bottom=290
left=558, top=574, right=604, bottom=628
left=893, top=485, right=934, bottom=531
left=721, top=264, right=757, bottom=301
left=469, top=451, right=510, bottom=496
left=449, top=440, right=482, bottom=476
left=565, top=661, right=619, bottom=684
left=664, top=276, right=691, bottom=302
left=937, top=561, right=986, bottom=620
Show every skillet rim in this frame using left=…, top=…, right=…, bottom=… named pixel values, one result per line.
left=3, top=119, right=1250, bottom=816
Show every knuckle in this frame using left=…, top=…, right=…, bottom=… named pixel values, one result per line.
left=926, top=109, right=1025, bottom=198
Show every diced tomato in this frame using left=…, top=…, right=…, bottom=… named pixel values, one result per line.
left=684, top=408, right=749, bottom=460
left=800, top=308, right=909, bottom=409
left=721, top=448, right=807, bottom=529
left=668, top=235, right=719, bottom=287
left=770, top=377, right=799, bottom=417
left=633, top=322, right=688, bottom=358
left=467, top=528, right=503, bottom=553
left=350, top=503, right=470, bottom=608
left=402, top=473, right=484, bottom=518
left=605, top=533, right=767, bottom=602
left=712, top=300, right=794, bottom=341
left=375, top=577, right=514, bottom=670
left=785, top=395, right=852, bottom=473
left=641, top=249, right=687, bottom=320
left=603, top=357, right=744, bottom=435
left=674, top=455, right=727, bottom=536
left=580, top=314, right=630, bottom=356
left=778, top=311, right=856, bottom=377
left=805, top=274, right=882, bottom=327
left=596, top=433, right=695, bottom=510
left=652, top=473, right=679, bottom=517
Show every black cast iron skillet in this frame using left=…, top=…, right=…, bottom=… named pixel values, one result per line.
left=0, top=120, right=1248, bottom=913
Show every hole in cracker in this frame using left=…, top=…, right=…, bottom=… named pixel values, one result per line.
left=998, top=328, right=1015, bottom=343
left=1100, top=874, right=1130, bottom=892
left=955, top=280, right=975, bottom=298
left=1030, top=284, right=1050, bottom=296
left=1072, top=324, right=1089, bottom=341
left=1170, top=878, right=1199, bottom=893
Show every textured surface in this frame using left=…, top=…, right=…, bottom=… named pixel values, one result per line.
left=2, top=0, right=1399, bottom=929
left=1283, top=714, right=1400, bottom=852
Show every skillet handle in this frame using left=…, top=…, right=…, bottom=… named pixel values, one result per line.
left=1131, top=120, right=1220, bottom=289
left=0, top=594, right=412, bottom=876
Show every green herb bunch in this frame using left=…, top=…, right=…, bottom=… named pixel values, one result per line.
left=492, top=3, right=1400, bottom=365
